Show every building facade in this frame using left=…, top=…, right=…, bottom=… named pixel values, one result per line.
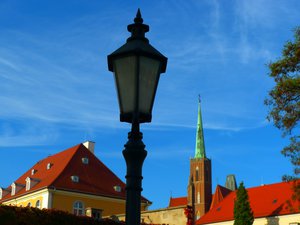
left=0, top=142, right=151, bottom=218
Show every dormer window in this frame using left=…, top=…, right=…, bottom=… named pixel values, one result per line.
left=11, top=183, right=16, bottom=196
left=26, top=178, right=30, bottom=191
left=25, top=177, right=40, bottom=191
left=0, top=188, right=9, bottom=199
left=11, top=183, right=24, bottom=196
left=71, top=176, right=79, bottom=183
left=31, top=169, right=37, bottom=175
left=47, top=163, right=53, bottom=170
left=113, top=185, right=122, bottom=192
left=82, top=157, right=89, bottom=164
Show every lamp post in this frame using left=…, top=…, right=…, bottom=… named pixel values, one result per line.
left=107, top=9, right=167, bottom=225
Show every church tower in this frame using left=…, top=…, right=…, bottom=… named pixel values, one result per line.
left=188, top=98, right=212, bottom=221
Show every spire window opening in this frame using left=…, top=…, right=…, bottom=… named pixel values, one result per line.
left=197, top=192, right=200, bottom=204
left=195, top=167, right=199, bottom=181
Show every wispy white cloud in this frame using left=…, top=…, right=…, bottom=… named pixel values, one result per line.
left=0, top=0, right=299, bottom=148
left=0, top=121, right=59, bottom=147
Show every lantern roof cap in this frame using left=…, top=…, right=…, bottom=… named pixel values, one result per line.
left=127, top=9, right=149, bottom=43
left=107, top=9, right=167, bottom=73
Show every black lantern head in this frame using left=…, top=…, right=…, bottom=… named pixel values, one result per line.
left=107, top=9, right=167, bottom=123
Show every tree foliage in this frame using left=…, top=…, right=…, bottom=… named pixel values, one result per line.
left=233, top=182, right=254, bottom=225
left=265, top=27, right=300, bottom=178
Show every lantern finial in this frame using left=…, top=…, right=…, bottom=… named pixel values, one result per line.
left=127, top=9, right=149, bottom=43
left=134, top=9, right=143, bottom=24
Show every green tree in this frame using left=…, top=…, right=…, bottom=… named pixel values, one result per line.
left=265, top=27, right=300, bottom=179
left=233, top=182, right=254, bottom=225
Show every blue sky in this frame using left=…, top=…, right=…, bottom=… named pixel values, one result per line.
left=0, top=0, right=299, bottom=210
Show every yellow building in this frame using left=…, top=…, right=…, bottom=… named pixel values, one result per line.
left=0, top=141, right=151, bottom=218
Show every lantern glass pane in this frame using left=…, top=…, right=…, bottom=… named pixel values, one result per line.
left=113, top=56, right=137, bottom=114
left=138, top=56, right=161, bottom=114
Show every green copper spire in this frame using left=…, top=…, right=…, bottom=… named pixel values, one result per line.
left=195, top=96, right=206, bottom=159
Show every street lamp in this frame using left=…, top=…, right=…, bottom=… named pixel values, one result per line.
left=107, top=9, right=167, bottom=225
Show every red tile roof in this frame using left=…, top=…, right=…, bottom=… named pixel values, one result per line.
left=197, top=181, right=300, bottom=224
left=209, top=185, right=232, bottom=210
left=0, top=143, right=150, bottom=203
left=169, top=196, right=188, bottom=207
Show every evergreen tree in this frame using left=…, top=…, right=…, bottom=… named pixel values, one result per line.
left=233, top=182, right=254, bottom=225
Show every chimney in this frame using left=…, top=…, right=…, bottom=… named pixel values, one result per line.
left=83, top=141, right=95, bottom=154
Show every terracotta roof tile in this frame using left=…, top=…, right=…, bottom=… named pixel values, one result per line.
left=197, top=181, right=300, bottom=224
left=0, top=143, right=150, bottom=203
left=210, top=185, right=232, bottom=210
left=169, top=196, right=188, bottom=207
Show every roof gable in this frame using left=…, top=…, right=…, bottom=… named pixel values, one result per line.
left=0, top=143, right=150, bottom=203
left=197, top=181, right=300, bottom=224
left=52, top=144, right=128, bottom=199
left=210, top=185, right=232, bottom=210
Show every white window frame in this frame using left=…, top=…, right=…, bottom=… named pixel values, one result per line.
left=31, top=169, right=37, bottom=175
left=26, top=178, right=31, bottom=191
left=73, top=201, right=84, bottom=216
left=47, top=163, right=52, bottom=170
left=11, top=183, right=16, bottom=196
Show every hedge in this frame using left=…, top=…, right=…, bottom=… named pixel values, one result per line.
left=0, top=205, right=165, bottom=225
left=0, top=205, right=124, bottom=225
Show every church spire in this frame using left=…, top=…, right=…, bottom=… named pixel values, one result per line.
left=195, top=96, right=206, bottom=159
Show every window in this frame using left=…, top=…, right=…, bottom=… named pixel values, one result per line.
left=35, top=200, right=40, bottom=209
left=195, top=167, right=199, bottom=181
left=71, top=176, right=79, bottom=183
left=73, top=201, right=84, bottom=216
left=82, top=157, right=89, bottom=164
left=47, top=163, right=52, bottom=170
left=26, top=178, right=30, bottom=191
left=197, top=192, right=200, bottom=204
left=196, top=211, right=200, bottom=220
left=113, top=185, right=122, bottom=192
left=0, top=188, right=9, bottom=199
left=31, top=169, right=37, bottom=175
left=11, top=183, right=16, bottom=196
left=25, top=177, right=40, bottom=191
left=85, top=207, right=103, bottom=220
